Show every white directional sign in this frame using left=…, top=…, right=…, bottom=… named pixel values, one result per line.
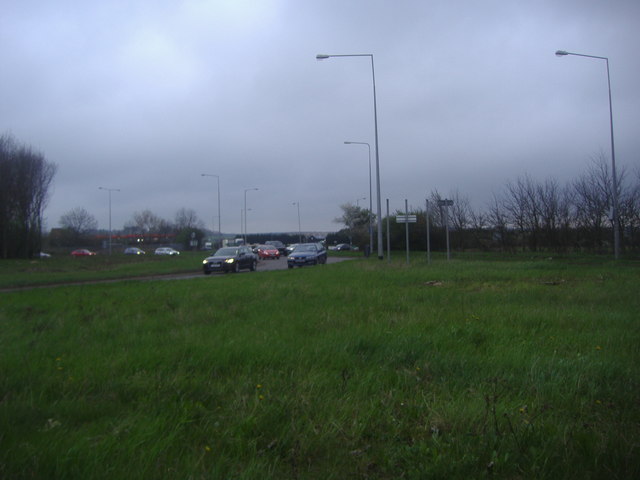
left=396, top=215, right=417, bottom=223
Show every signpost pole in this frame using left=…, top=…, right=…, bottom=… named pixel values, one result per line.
left=405, top=199, right=410, bottom=264
left=445, top=206, right=450, bottom=261
left=437, top=199, right=453, bottom=261
left=386, top=199, right=391, bottom=262
left=426, top=198, right=431, bottom=264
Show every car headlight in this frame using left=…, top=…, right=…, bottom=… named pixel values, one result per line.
left=225, top=258, right=235, bottom=263
left=202, top=259, right=208, bottom=265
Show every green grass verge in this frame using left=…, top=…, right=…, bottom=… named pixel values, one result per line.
left=0, top=252, right=207, bottom=288
left=1, top=255, right=638, bottom=478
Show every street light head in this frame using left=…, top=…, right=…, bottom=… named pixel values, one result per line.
left=555, top=50, right=569, bottom=57
left=344, top=141, right=352, bottom=144
left=316, top=54, right=330, bottom=60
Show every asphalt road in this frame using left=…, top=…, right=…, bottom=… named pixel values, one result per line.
left=1, top=256, right=355, bottom=292
left=213, top=255, right=351, bottom=273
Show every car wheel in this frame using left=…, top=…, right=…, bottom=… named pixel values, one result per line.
left=288, top=264, right=293, bottom=269
left=204, top=270, right=211, bottom=275
left=233, top=262, right=240, bottom=273
left=250, top=260, right=257, bottom=271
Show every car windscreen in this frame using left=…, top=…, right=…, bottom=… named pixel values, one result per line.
left=294, top=245, right=316, bottom=252
left=215, top=248, right=238, bottom=256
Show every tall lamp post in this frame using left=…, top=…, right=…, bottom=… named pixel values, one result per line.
left=345, top=141, right=373, bottom=254
left=243, top=188, right=258, bottom=244
left=201, top=174, right=221, bottom=246
left=555, top=49, right=620, bottom=259
left=98, top=186, right=120, bottom=255
left=317, top=53, right=384, bottom=260
left=292, top=202, right=302, bottom=243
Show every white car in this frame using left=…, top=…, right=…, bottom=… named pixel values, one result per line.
left=285, top=244, right=298, bottom=255
left=155, top=247, right=180, bottom=256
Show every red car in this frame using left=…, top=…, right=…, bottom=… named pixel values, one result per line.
left=71, top=249, right=97, bottom=256
left=256, top=244, right=280, bottom=260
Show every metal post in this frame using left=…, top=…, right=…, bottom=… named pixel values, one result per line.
left=108, top=190, right=112, bottom=255
left=293, top=202, right=302, bottom=243
left=243, top=188, right=258, bottom=244
left=344, top=141, right=373, bottom=255
left=98, top=187, right=120, bottom=255
left=386, top=198, right=391, bottom=262
left=445, top=204, right=450, bottom=261
left=201, top=174, right=221, bottom=246
left=426, top=198, right=431, bottom=264
left=556, top=50, right=620, bottom=259
left=405, top=199, right=410, bottom=264
left=317, top=53, right=383, bottom=259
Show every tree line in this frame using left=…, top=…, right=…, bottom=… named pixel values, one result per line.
left=336, top=155, right=640, bottom=254
left=0, top=135, right=56, bottom=259
left=2, top=132, right=637, bottom=258
left=53, top=207, right=209, bottom=249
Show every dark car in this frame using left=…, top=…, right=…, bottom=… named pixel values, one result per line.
left=124, top=247, right=145, bottom=255
left=265, top=240, right=287, bottom=256
left=202, top=246, right=257, bottom=274
left=287, top=243, right=327, bottom=268
left=335, top=243, right=352, bottom=251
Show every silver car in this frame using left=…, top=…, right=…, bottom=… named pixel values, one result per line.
left=155, top=247, right=180, bottom=256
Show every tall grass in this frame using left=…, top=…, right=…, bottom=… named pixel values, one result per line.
left=1, top=255, right=638, bottom=478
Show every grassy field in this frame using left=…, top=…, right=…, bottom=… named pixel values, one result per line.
left=1, top=254, right=638, bottom=478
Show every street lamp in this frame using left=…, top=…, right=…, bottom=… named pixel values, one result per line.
left=345, top=141, right=373, bottom=254
left=555, top=49, right=620, bottom=259
left=356, top=197, right=366, bottom=207
left=98, top=186, right=120, bottom=255
left=317, top=53, right=384, bottom=260
left=201, top=174, right=221, bottom=246
left=292, top=202, right=302, bottom=243
left=243, top=188, right=258, bottom=244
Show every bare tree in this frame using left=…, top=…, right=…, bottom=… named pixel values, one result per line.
left=572, top=155, right=618, bottom=251
left=174, top=207, right=204, bottom=231
left=468, top=204, right=490, bottom=250
left=536, top=178, right=573, bottom=250
left=448, top=191, right=471, bottom=231
left=60, top=207, right=98, bottom=235
left=428, top=190, right=445, bottom=228
left=487, top=192, right=512, bottom=252
left=124, top=210, right=172, bottom=234
left=502, top=177, right=529, bottom=251
left=628, top=169, right=640, bottom=248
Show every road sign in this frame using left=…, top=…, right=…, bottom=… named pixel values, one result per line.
left=437, top=199, right=453, bottom=207
left=396, top=215, right=417, bottom=223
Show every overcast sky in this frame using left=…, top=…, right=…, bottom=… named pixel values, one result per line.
left=2, top=0, right=639, bottom=235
